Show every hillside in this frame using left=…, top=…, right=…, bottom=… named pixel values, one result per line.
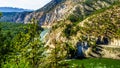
left=0, top=7, right=33, bottom=23
left=44, top=4, right=120, bottom=59
left=41, top=0, right=120, bottom=46
left=1, top=0, right=120, bottom=24
left=0, top=12, right=31, bottom=23
left=1, top=0, right=120, bottom=68
left=24, top=0, right=120, bottom=25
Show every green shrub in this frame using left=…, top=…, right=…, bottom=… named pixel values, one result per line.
left=68, top=14, right=80, bottom=23
left=1, top=58, right=31, bottom=68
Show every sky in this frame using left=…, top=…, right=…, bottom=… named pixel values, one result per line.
left=0, top=0, right=51, bottom=10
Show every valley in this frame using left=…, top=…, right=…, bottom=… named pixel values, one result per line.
left=0, top=0, right=120, bottom=68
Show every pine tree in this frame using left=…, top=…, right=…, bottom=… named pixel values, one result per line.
left=0, top=12, right=2, bottom=17
left=2, top=18, right=44, bottom=68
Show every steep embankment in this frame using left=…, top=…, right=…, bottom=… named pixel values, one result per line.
left=44, top=4, right=120, bottom=59
left=24, top=0, right=120, bottom=25
left=45, top=4, right=120, bottom=46
left=101, top=45, right=120, bottom=59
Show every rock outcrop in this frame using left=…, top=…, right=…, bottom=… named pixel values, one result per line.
left=1, top=0, right=120, bottom=25
left=110, top=39, right=120, bottom=46
left=24, top=0, right=120, bottom=25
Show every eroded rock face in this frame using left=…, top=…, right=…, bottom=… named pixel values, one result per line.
left=24, top=0, right=73, bottom=25
left=1, top=0, right=119, bottom=24
left=24, top=0, right=119, bottom=25
left=110, top=39, right=120, bottom=46
left=101, top=46, right=120, bottom=59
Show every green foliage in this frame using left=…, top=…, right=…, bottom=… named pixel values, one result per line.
left=67, top=58, right=120, bottom=68
left=0, top=22, right=30, bottom=36
left=64, top=4, right=120, bottom=47
left=10, top=19, right=44, bottom=68
left=0, top=24, right=13, bottom=66
left=1, top=1, right=120, bottom=68
left=0, top=21, right=69, bottom=68
left=63, top=42, right=76, bottom=59
left=0, top=19, right=44, bottom=68
left=44, top=40, right=67, bottom=68
left=63, top=23, right=80, bottom=39
left=80, top=64, right=85, bottom=68
left=85, top=0, right=96, bottom=6
left=116, top=29, right=120, bottom=38
left=84, top=6, right=120, bottom=39
left=63, top=24, right=73, bottom=38
left=68, top=1, right=120, bottom=26
left=68, top=14, right=81, bottom=23
left=0, top=12, right=2, bottom=17
left=1, top=58, right=31, bottom=68
left=90, top=3, right=120, bottom=16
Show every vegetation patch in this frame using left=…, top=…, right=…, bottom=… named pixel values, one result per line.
left=67, top=58, right=120, bottom=68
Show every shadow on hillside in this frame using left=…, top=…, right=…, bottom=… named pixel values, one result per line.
left=91, top=46, right=103, bottom=57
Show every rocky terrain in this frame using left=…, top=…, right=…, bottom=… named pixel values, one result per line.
left=24, top=0, right=120, bottom=25
left=1, top=0, right=120, bottom=59
left=1, top=0, right=120, bottom=25
left=43, top=2, right=120, bottom=59
left=44, top=4, right=120, bottom=46
left=101, top=45, right=120, bottom=59
left=1, top=0, right=120, bottom=67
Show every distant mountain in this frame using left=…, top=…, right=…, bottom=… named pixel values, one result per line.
left=0, top=7, right=33, bottom=12
left=0, top=7, right=33, bottom=23
left=0, top=12, right=31, bottom=23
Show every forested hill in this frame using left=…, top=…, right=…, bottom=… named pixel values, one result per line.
left=0, top=7, right=33, bottom=23
left=0, top=12, right=31, bottom=23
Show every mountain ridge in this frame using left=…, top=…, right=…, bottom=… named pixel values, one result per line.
left=43, top=4, right=120, bottom=59
left=0, top=7, right=33, bottom=12
left=24, top=0, right=120, bottom=25
left=1, top=0, right=120, bottom=25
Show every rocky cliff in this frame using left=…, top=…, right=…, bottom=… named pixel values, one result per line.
left=1, top=0, right=120, bottom=24
left=42, top=1, right=120, bottom=59
left=24, top=0, right=120, bottom=25
left=21, top=0, right=120, bottom=59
